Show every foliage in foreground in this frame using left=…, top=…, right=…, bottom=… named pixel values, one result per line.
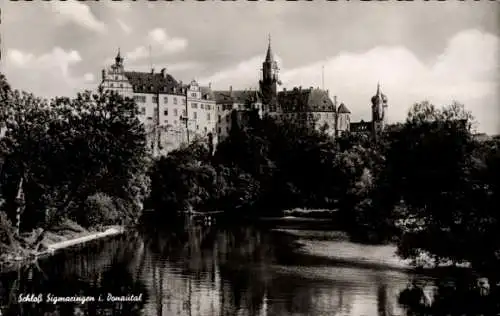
left=0, top=74, right=148, bottom=253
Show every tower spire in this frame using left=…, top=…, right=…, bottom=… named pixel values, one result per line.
left=376, top=82, right=381, bottom=96
left=265, top=33, right=273, bottom=62
left=115, top=47, right=123, bottom=65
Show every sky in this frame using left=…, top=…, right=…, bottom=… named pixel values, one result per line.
left=1, top=1, right=499, bottom=134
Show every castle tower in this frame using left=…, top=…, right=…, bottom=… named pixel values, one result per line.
left=371, top=83, right=388, bottom=135
left=259, top=35, right=280, bottom=113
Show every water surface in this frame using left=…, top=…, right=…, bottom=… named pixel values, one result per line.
left=0, top=224, right=432, bottom=316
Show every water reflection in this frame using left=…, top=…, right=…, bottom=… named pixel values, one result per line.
left=0, top=223, right=448, bottom=316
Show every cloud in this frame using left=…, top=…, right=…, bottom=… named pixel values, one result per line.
left=200, top=55, right=284, bottom=90
left=104, top=1, right=132, bottom=12
left=49, top=1, right=106, bottom=33
left=202, top=29, right=500, bottom=134
left=125, top=28, right=188, bottom=62
left=117, top=19, right=132, bottom=34
left=83, top=73, right=95, bottom=83
left=4, top=47, right=90, bottom=98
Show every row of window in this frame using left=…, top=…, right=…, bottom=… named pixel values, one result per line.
left=140, top=107, right=212, bottom=121
left=191, top=103, right=212, bottom=110
left=133, top=95, right=216, bottom=110
left=134, top=95, right=182, bottom=105
left=217, top=115, right=230, bottom=123
left=282, top=112, right=337, bottom=120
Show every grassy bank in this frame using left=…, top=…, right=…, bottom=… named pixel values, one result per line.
left=0, top=219, right=125, bottom=271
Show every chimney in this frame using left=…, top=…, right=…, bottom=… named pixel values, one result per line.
left=151, top=68, right=155, bottom=74
left=229, top=85, right=233, bottom=95
left=283, top=87, right=286, bottom=92
left=327, top=89, right=329, bottom=97
left=334, top=96, right=338, bottom=106
left=101, top=69, right=106, bottom=81
left=299, top=86, right=302, bottom=91
left=209, top=82, right=212, bottom=89
left=160, top=68, right=166, bottom=78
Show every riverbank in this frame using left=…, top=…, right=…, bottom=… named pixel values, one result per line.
left=275, top=228, right=472, bottom=274
left=0, top=220, right=125, bottom=271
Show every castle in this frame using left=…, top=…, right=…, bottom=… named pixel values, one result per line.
left=99, top=38, right=388, bottom=156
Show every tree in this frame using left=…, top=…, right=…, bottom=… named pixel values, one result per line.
left=384, top=101, right=500, bottom=274
left=0, top=81, right=147, bottom=245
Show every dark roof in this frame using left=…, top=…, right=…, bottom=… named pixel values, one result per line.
left=337, top=103, right=351, bottom=114
left=200, top=86, right=215, bottom=101
left=350, top=120, right=372, bottom=133
left=124, top=71, right=181, bottom=94
left=277, top=88, right=335, bottom=112
left=213, top=90, right=262, bottom=105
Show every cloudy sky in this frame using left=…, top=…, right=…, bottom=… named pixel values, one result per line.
left=1, top=1, right=499, bottom=134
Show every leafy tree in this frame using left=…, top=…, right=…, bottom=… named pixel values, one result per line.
left=0, top=77, right=147, bottom=245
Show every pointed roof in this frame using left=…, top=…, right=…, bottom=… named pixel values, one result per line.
left=115, top=48, right=123, bottom=64
left=265, top=34, right=273, bottom=62
left=337, top=103, right=351, bottom=114
left=371, top=82, right=388, bottom=104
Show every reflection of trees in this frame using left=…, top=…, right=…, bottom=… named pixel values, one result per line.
left=399, top=280, right=500, bottom=316
left=0, top=233, right=149, bottom=316
left=138, top=224, right=412, bottom=316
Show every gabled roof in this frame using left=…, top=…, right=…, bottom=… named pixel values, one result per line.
left=277, top=88, right=335, bottom=112
left=200, top=86, right=215, bottom=101
left=350, top=120, right=372, bottom=133
left=124, top=71, right=181, bottom=94
left=337, top=103, right=351, bottom=114
left=213, top=90, right=262, bottom=105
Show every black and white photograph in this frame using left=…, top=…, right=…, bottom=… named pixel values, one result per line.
left=0, top=1, right=499, bottom=315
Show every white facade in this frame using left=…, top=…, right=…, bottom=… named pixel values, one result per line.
left=99, top=52, right=217, bottom=156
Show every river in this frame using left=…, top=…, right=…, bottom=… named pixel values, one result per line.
left=0, top=223, right=438, bottom=316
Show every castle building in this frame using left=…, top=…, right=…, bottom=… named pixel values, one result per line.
left=99, top=38, right=389, bottom=156
left=349, top=83, right=388, bottom=137
left=257, top=37, right=350, bottom=137
left=99, top=50, right=216, bottom=156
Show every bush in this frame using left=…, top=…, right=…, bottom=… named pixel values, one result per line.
left=77, top=193, right=123, bottom=229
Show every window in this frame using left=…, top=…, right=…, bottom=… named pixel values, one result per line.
left=192, top=103, right=198, bottom=109
left=218, top=127, right=221, bottom=134
left=174, top=109, right=178, bottom=116
left=110, top=83, right=114, bottom=88
left=196, top=125, right=199, bottom=130
left=207, top=113, right=211, bottom=121
left=140, top=107, right=146, bottom=115
left=164, top=109, right=168, bottom=116
left=174, top=120, right=177, bottom=125
left=206, top=104, right=211, bottom=110
left=193, top=112, right=197, bottom=119
left=191, top=93, right=197, bottom=97
left=173, top=97, right=178, bottom=105
left=120, top=84, right=123, bottom=88
left=201, top=104, right=204, bottom=109
left=147, top=117, right=153, bottom=120
left=153, top=108, right=159, bottom=117
left=218, top=115, right=221, bottom=123
left=226, top=115, right=230, bottom=122
left=134, top=96, right=146, bottom=103
left=115, top=76, right=118, bottom=80
left=164, top=120, right=168, bottom=124
left=204, top=127, right=208, bottom=133
left=182, top=109, right=187, bottom=117
left=153, top=96, right=158, bottom=103
left=164, top=97, right=168, bottom=103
